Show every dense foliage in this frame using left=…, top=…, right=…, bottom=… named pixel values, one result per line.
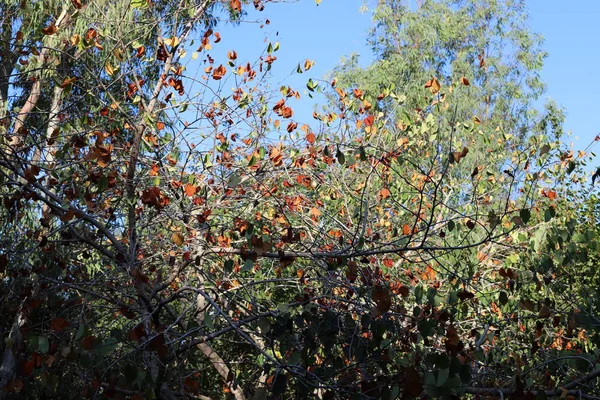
left=0, top=0, right=599, bottom=399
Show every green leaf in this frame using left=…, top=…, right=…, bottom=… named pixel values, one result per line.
left=38, top=336, right=50, bottom=354
left=437, top=368, right=449, bottom=386
left=520, top=209, right=531, bottom=224
left=258, top=318, right=271, bottom=334
left=448, top=220, right=455, bottom=232
left=336, top=147, right=345, bottom=165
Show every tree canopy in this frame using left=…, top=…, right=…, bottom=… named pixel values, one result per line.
left=0, top=1, right=599, bottom=399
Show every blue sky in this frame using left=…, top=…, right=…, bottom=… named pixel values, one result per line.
left=214, top=0, right=599, bottom=162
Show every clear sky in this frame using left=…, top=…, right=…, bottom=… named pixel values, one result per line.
left=214, top=0, right=599, bottom=163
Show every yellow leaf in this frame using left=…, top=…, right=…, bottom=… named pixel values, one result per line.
left=105, top=63, right=115, bottom=76
left=172, top=232, right=185, bottom=246
left=163, top=37, right=181, bottom=48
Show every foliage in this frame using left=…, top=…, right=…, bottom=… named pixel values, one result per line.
left=0, top=0, right=599, bottom=399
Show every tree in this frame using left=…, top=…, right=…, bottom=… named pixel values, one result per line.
left=0, top=0, right=597, bottom=399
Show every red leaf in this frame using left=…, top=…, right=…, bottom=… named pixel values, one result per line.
left=50, top=317, right=69, bottom=332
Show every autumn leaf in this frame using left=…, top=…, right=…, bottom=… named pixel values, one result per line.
left=85, top=28, right=97, bottom=41
left=425, top=76, right=441, bottom=94
left=50, top=317, right=69, bottom=332
left=380, top=188, right=391, bottom=199
left=286, top=121, right=298, bottom=133
left=230, top=0, right=241, bottom=12
left=363, top=115, right=374, bottom=126
left=172, top=232, right=185, bottom=246
left=280, top=106, right=293, bottom=118
left=304, top=59, right=314, bottom=71
left=60, top=77, right=77, bottom=88
left=42, top=24, right=57, bottom=35
left=542, top=189, right=558, bottom=200
left=212, top=65, right=227, bottom=80
left=306, top=132, right=315, bottom=144
left=372, top=285, right=392, bottom=317
left=478, top=54, right=486, bottom=68
left=184, top=184, right=196, bottom=197
left=460, top=76, right=470, bottom=86
left=402, top=224, right=411, bottom=236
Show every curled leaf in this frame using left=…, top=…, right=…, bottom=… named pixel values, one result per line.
left=425, top=76, right=440, bottom=94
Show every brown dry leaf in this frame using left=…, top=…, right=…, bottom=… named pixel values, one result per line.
left=212, top=65, right=227, bottom=80
left=425, top=76, right=441, bottom=94
left=42, top=24, right=57, bottom=35
left=372, top=286, right=392, bottom=317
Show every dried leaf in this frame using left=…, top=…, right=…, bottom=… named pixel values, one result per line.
left=425, top=76, right=440, bottom=94
left=172, top=232, right=185, bottom=246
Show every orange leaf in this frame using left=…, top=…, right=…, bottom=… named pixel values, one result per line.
left=380, top=188, right=391, bottom=199
left=212, top=64, right=227, bottom=80
left=363, top=115, right=374, bottom=127
left=286, top=121, right=298, bottom=133
left=42, top=24, right=57, bottom=35
left=230, top=0, right=241, bottom=11
left=184, top=184, right=196, bottom=197
left=306, top=132, right=315, bottom=144
left=60, top=76, right=77, bottom=88
left=460, top=76, right=470, bottom=86
left=85, top=28, right=97, bottom=41
left=280, top=106, right=293, bottom=119
left=402, top=224, right=411, bottom=236
left=424, top=76, right=441, bottom=94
